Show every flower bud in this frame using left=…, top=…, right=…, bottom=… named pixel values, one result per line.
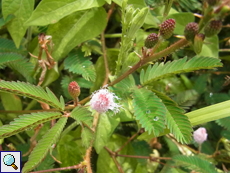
left=90, top=88, right=122, bottom=114
left=193, top=127, right=208, bottom=144
left=159, top=19, right=175, bottom=39
left=204, top=20, right=222, bottom=37
left=145, top=33, right=159, bottom=48
left=194, top=33, right=205, bottom=54
left=184, top=22, right=199, bottom=42
left=68, top=81, right=80, bottom=99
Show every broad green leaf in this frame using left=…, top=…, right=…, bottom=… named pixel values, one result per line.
left=199, top=35, right=219, bottom=58
left=81, top=127, right=93, bottom=148
left=186, top=100, right=230, bottom=126
left=132, top=88, right=166, bottom=136
left=166, top=12, right=195, bottom=35
left=25, top=0, right=105, bottom=26
left=0, top=15, right=14, bottom=29
left=22, top=117, right=67, bottom=173
left=47, top=7, right=107, bottom=60
left=141, top=56, right=222, bottom=86
left=97, top=134, right=137, bottom=173
left=0, top=80, right=63, bottom=111
left=70, top=106, right=93, bottom=127
left=0, top=92, right=22, bottom=120
left=64, top=50, right=96, bottom=81
left=57, top=134, right=83, bottom=167
left=94, top=114, right=120, bottom=153
left=173, top=155, right=218, bottom=173
left=0, top=112, right=62, bottom=138
left=2, top=0, right=35, bottom=47
left=152, top=90, right=193, bottom=144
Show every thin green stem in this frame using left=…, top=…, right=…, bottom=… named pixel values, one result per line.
left=104, top=33, right=122, bottom=38
left=16, top=134, right=26, bottom=144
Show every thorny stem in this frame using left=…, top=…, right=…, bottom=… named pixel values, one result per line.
left=104, top=146, right=125, bottom=173
left=101, top=31, right=110, bottom=86
left=117, top=154, right=172, bottom=160
left=30, top=164, right=83, bottom=173
left=64, top=38, right=190, bottom=108
left=115, top=130, right=140, bottom=154
left=85, top=112, right=100, bottom=173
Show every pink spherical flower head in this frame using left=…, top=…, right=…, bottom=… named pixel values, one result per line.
left=90, top=88, right=122, bottom=114
left=193, top=127, right=208, bottom=144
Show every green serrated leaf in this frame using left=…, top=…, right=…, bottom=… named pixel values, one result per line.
left=216, top=117, right=230, bottom=131
left=47, top=7, right=107, bottom=60
left=0, top=80, right=63, bottom=111
left=22, top=117, right=67, bottom=173
left=0, top=38, right=26, bottom=54
left=173, top=155, right=218, bottom=173
left=0, top=53, right=24, bottom=67
left=64, top=50, right=96, bottom=81
left=152, top=90, right=192, bottom=144
left=25, top=0, right=105, bottom=26
left=70, top=106, right=93, bottom=127
left=0, top=112, right=62, bottom=138
left=2, top=0, right=35, bottom=47
left=94, top=114, right=120, bottom=153
left=46, top=88, right=62, bottom=110
left=132, top=88, right=166, bottom=136
left=141, top=56, right=222, bottom=86
left=7, top=58, right=34, bottom=83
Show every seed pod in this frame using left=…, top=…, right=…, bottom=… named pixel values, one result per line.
left=184, top=22, right=199, bottom=42
left=68, top=81, right=80, bottom=99
left=194, top=33, right=205, bottom=54
left=204, top=20, right=222, bottom=37
left=159, top=19, right=176, bottom=39
left=145, top=33, right=159, bottom=48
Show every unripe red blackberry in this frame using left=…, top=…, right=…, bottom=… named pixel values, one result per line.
left=159, top=19, right=175, bottom=39
left=184, top=22, right=199, bottom=42
left=204, top=20, right=222, bottom=37
left=145, top=33, right=159, bottom=48
left=194, top=34, right=205, bottom=54
left=68, top=81, right=80, bottom=99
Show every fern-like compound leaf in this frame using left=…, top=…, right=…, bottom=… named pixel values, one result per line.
left=0, top=38, right=26, bottom=55
left=173, top=155, right=218, bottom=173
left=0, top=80, right=64, bottom=111
left=152, top=90, right=193, bottom=143
left=140, top=56, right=222, bottom=85
left=70, top=106, right=93, bottom=127
left=64, top=49, right=96, bottom=81
left=0, top=53, right=24, bottom=68
left=0, top=112, right=62, bottom=138
left=7, top=58, right=34, bottom=82
left=132, top=88, right=166, bottom=136
left=22, top=117, right=67, bottom=173
left=216, top=116, right=230, bottom=131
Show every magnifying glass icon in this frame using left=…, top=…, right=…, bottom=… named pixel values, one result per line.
left=3, top=154, right=18, bottom=170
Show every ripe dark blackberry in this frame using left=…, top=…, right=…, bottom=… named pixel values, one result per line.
left=159, top=19, right=175, bottom=39
left=204, top=20, right=222, bottom=37
left=184, top=22, right=199, bottom=42
left=145, top=33, right=159, bottom=48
